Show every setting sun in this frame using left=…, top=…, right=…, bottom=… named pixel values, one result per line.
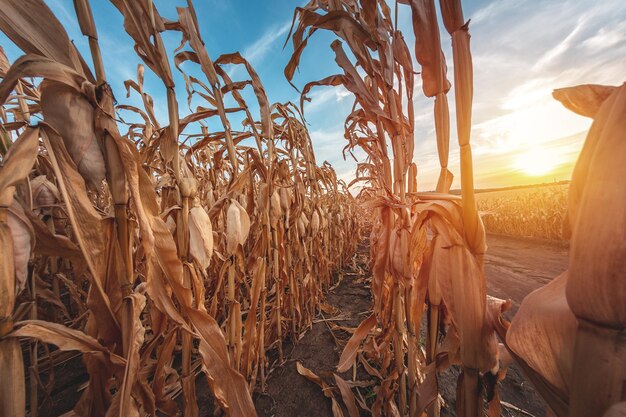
left=515, top=148, right=563, bottom=177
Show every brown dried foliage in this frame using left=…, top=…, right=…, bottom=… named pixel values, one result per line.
left=285, top=1, right=507, bottom=416
left=0, top=1, right=360, bottom=416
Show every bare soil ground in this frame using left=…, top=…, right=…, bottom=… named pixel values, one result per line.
left=254, top=233, right=569, bottom=417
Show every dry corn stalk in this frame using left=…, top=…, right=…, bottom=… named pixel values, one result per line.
left=286, top=1, right=506, bottom=416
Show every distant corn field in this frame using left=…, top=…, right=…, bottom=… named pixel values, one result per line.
left=477, top=184, right=568, bottom=240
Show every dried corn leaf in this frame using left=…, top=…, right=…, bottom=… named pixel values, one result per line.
left=0, top=0, right=89, bottom=77
left=11, top=320, right=125, bottom=367
left=41, top=127, right=120, bottom=341
left=405, top=0, right=450, bottom=97
left=334, top=374, right=360, bottom=417
left=564, top=84, right=626, bottom=326
left=0, top=125, right=38, bottom=200
left=337, top=314, right=376, bottom=373
left=507, top=272, right=575, bottom=395
left=553, top=84, right=616, bottom=118
left=7, top=202, right=33, bottom=293
left=296, top=361, right=345, bottom=417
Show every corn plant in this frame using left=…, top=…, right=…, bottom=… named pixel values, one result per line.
left=285, top=1, right=508, bottom=416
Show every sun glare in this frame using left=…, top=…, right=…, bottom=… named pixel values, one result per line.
left=515, top=148, right=562, bottom=177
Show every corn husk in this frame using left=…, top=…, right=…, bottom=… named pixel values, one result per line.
left=0, top=221, right=15, bottom=321
left=297, top=215, right=306, bottom=237
left=40, top=80, right=106, bottom=188
left=31, top=175, right=59, bottom=208
left=189, top=202, right=213, bottom=269
left=311, top=209, right=320, bottom=236
left=225, top=199, right=250, bottom=255
left=279, top=187, right=291, bottom=211
left=7, top=203, right=33, bottom=294
left=270, top=189, right=282, bottom=228
left=562, top=84, right=626, bottom=327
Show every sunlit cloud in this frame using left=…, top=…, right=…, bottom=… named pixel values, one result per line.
left=406, top=0, right=625, bottom=190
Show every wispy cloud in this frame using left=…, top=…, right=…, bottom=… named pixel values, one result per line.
left=47, top=0, right=81, bottom=33
left=302, top=85, right=352, bottom=114
left=241, top=21, right=291, bottom=65
left=533, top=16, right=587, bottom=72
left=226, top=19, right=292, bottom=78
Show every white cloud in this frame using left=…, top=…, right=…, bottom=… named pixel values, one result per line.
left=227, top=20, right=291, bottom=78
left=302, top=85, right=351, bottom=114
left=532, top=16, right=587, bottom=72
left=242, top=21, right=291, bottom=64
left=581, top=22, right=626, bottom=51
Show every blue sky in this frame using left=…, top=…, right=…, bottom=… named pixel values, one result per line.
left=1, top=0, right=625, bottom=189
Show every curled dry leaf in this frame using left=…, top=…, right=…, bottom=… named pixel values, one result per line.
left=0, top=126, right=39, bottom=204
left=337, top=314, right=376, bottom=373
left=334, top=374, right=360, bottom=417
left=552, top=84, right=616, bottom=119
left=11, top=320, right=126, bottom=367
left=296, top=361, right=345, bottom=417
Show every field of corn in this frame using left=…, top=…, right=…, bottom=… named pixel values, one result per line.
left=0, top=1, right=624, bottom=417
left=476, top=184, right=569, bottom=240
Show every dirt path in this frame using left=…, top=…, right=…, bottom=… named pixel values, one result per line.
left=255, top=234, right=569, bottom=417
left=484, top=234, right=569, bottom=315
left=255, top=241, right=373, bottom=417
